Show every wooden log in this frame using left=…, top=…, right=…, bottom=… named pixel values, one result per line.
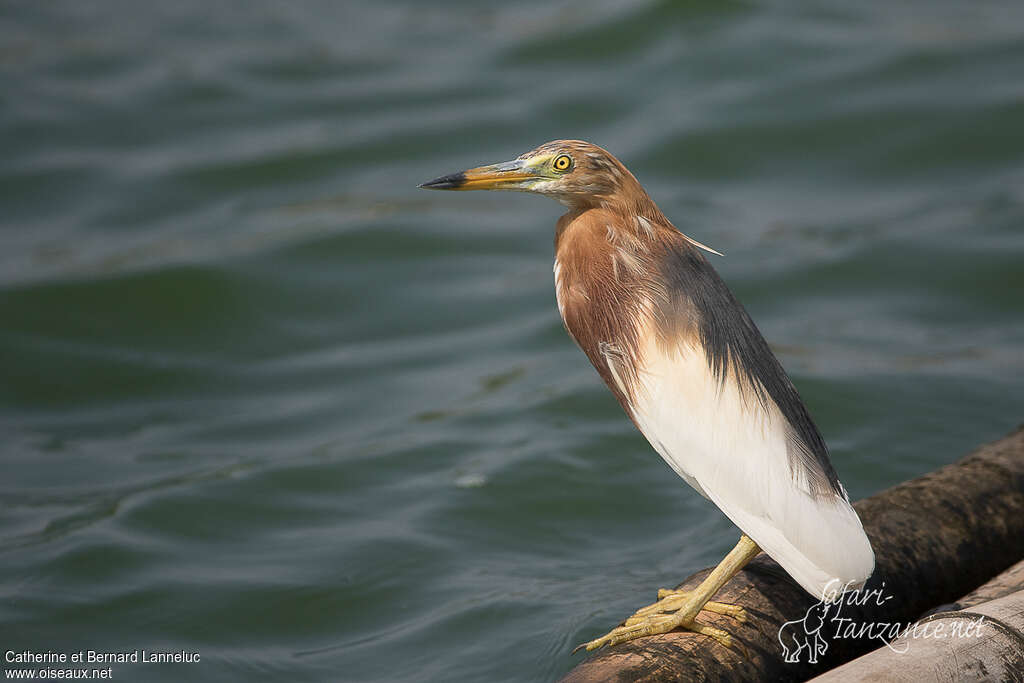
left=949, top=557, right=1024, bottom=610
left=561, top=425, right=1024, bottom=683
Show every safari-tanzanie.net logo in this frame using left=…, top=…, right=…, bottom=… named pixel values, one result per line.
left=777, top=579, right=986, bottom=664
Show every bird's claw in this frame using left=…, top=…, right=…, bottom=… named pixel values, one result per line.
left=573, top=588, right=746, bottom=653
left=576, top=613, right=733, bottom=652
left=627, top=589, right=747, bottom=624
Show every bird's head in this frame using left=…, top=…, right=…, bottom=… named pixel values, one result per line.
left=420, top=139, right=646, bottom=210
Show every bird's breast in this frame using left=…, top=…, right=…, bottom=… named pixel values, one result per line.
left=553, top=255, right=658, bottom=416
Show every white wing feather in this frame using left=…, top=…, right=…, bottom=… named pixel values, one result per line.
left=630, top=334, right=874, bottom=601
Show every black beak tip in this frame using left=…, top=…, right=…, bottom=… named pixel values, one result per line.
left=419, top=172, right=466, bottom=190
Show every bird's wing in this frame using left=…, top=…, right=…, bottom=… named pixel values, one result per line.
left=624, top=247, right=874, bottom=600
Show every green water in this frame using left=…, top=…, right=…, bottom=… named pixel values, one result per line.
left=2, top=1, right=1023, bottom=681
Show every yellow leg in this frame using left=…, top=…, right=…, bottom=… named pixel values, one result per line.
left=577, top=534, right=760, bottom=652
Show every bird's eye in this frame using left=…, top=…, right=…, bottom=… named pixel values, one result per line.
left=553, top=154, right=573, bottom=172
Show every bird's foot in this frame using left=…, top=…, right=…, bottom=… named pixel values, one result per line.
left=627, top=588, right=748, bottom=624
left=574, top=589, right=746, bottom=653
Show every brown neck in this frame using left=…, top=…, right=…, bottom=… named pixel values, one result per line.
left=559, top=190, right=670, bottom=245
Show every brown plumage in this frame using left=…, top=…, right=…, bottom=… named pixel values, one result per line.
left=420, top=140, right=874, bottom=651
left=555, top=208, right=695, bottom=407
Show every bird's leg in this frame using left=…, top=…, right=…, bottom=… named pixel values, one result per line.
left=577, top=534, right=760, bottom=652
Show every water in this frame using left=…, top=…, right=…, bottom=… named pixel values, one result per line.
left=2, top=1, right=1023, bottom=680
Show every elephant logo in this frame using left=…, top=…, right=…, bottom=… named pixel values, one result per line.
left=778, top=601, right=832, bottom=664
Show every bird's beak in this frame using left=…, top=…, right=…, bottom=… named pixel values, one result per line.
left=419, top=158, right=541, bottom=191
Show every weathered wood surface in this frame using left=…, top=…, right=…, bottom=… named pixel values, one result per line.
left=561, top=425, right=1024, bottom=683
left=954, top=557, right=1024, bottom=610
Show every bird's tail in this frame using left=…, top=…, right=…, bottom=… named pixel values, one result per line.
left=709, top=487, right=875, bottom=602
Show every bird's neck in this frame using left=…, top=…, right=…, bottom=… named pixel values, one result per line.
left=605, top=167, right=663, bottom=217
left=552, top=201, right=666, bottom=415
left=558, top=191, right=668, bottom=242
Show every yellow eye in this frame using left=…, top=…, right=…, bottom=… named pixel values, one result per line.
left=553, top=154, right=572, bottom=172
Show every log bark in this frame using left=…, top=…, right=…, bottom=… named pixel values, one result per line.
left=560, top=424, right=1024, bottom=683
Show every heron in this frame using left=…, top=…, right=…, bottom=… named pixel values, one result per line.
left=419, top=140, right=874, bottom=652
